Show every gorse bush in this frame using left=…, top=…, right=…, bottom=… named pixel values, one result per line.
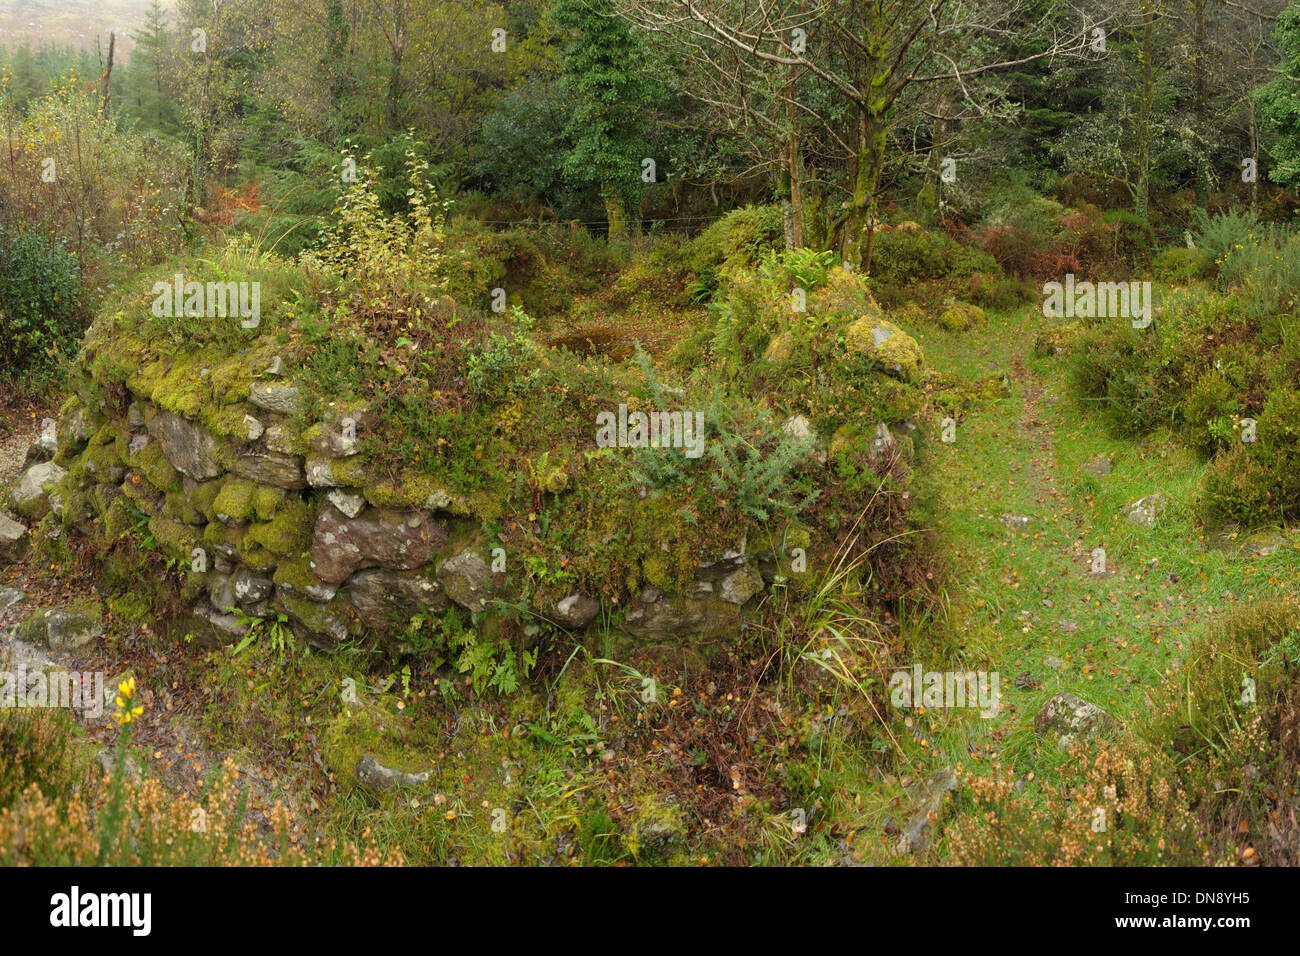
left=0, top=225, right=87, bottom=383
left=1192, top=206, right=1260, bottom=274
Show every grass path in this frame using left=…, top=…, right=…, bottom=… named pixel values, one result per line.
left=899, top=303, right=1300, bottom=844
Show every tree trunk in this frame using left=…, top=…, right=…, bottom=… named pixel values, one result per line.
left=99, top=32, right=115, bottom=117
left=604, top=186, right=627, bottom=242
left=843, top=105, right=887, bottom=274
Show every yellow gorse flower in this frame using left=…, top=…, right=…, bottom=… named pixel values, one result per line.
left=112, top=676, right=143, bottom=726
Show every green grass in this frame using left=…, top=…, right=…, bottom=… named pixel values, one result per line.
left=901, top=302, right=1300, bottom=857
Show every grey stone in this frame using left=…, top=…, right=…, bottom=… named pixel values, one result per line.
left=9, top=461, right=66, bottom=519
left=232, top=567, right=274, bottom=604
left=781, top=414, right=816, bottom=443
left=310, top=506, right=446, bottom=585
left=231, top=450, right=306, bottom=489
left=348, top=568, right=447, bottom=632
left=148, top=412, right=222, bottom=480
left=550, top=592, right=600, bottom=629
left=899, top=768, right=959, bottom=854
left=356, top=755, right=429, bottom=790
left=326, top=490, right=366, bottom=519
left=719, top=564, right=765, bottom=605
left=1034, top=691, right=1118, bottom=748
left=1121, top=493, right=1167, bottom=529
left=16, top=599, right=104, bottom=652
left=0, top=513, right=28, bottom=564
left=22, top=432, right=57, bottom=468
left=0, top=586, right=24, bottom=611
left=248, top=382, right=303, bottom=415
left=309, top=418, right=362, bottom=458
left=1083, top=454, right=1112, bottom=477
left=437, top=548, right=494, bottom=612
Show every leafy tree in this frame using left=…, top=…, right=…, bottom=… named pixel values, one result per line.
left=554, top=0, right=660, bottom=239
left=1258, top=3, right=1300, bottom=188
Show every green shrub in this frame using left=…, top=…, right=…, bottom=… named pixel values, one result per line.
left=0, top=226, right=88, bottom=383
left=1192, top=207, right=1260, bottom=277
left=687, top=204, right=783, bottom=297
left=1152, top=246, right=1215, bottom=282
left=869, top=227, right=998, bottom=286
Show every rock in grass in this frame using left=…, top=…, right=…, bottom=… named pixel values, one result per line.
left=550, top=592, right=600, bottom=629
left=898, top=767, right=959, bottom=854
left=1121, top=493, right=1167, bottom=528
left=1083, top=454, right=1112, bottom=477
left=356, top=755, right=429, bottom=790
left=1033, top=691, right=1117, bottom=748
left=843, top=317, right=923, bottom=382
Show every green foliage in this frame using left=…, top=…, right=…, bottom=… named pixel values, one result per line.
left=1257, top=5, right=1300, bottom=190
left=869, top=227, right=998, bottom=286
left=1191, top=207, right=1260, bottom=277
left=0, top=226, right=87, bottom=382
left=687, top=205, right=784, bottom=298
left=1152, top=246, right=1215, bottom=282
left=304, top=135, right=452, bottom=335
left=465, top=306, right=542, bottom=404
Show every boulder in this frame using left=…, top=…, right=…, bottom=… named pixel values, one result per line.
left=310, top=505, right=446, bottom=585
left=1034, top=691, right=1118, bottom=748
left=437, top=548, right=495, bottom=612
left=15, top=599, right=105, bottom=652
left=147, top=412, right=222, bottom=480
left=844, top=317, right=923, bottom=381
left=9, top=461, right=67, bottom=519
left=0, top=513, right=29, bottom=564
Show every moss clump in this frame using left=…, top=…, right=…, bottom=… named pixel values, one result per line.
left=245, top=498, right=312, bottom=556
left=212, top=480, right=257, bottom=521
left=938, top=301, right=986, bottom=332
left=203, top=520, right=247, bottom=557
left=624, top=793, right=685, bottom=861
left=147, top=514, right=202, bottom=563
left=241, top=541, right=278, bottom=572
left=843, top=317, right=923, bottom=382
left=189, top=480, right=224, bottom=522
left=131, top=440, right=181, bottom=493
left=320, top=701, right=427, bottom=787
left=642, top=552, right=675, bottom=592
left=108, top=591, right=151, bottom=624
left=272, top=553, right=320, bottom=593
left=252, top=484, right=285, bottom=521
